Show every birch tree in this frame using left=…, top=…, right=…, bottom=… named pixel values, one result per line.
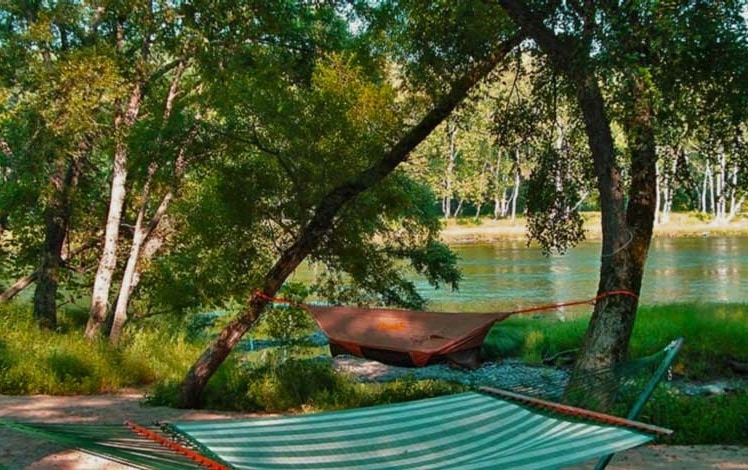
left=0, top=2, right=121, bottom=327
left=85, top=1, right=189, bottom=338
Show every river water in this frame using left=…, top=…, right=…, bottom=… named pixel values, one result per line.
left=414, top=236, right=748, bottom=314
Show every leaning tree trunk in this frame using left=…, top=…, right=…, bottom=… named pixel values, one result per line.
left=178, top=34, right=523, bottom=408
left=0, top=241, right=96, bottom=305
left=0, top=272, right=38, bottom=304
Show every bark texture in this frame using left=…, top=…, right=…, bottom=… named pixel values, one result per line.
left=0, top=273, right=37, bottom=304
left=109, top=64, right=187, bottom=344
left=178, top=34, right=523, bottom=408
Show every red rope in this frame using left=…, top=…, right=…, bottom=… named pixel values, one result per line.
left=254, top=289, right=637, bottom=317
left=124, top=421, right=230, bottom=470
left=501, top=290, right=638, bottom=316
left=253, top=290, right=303, bottom=307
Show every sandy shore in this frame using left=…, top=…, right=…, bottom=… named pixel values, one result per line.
left=1, top=391, right=746, bottom=469
left=439, top=215, right=748, bottom=243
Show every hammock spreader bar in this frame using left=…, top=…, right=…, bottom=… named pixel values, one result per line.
left=125, top=420, right=230, bottom=470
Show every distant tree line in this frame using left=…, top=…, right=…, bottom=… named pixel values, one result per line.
left=409, top=52, right=748, bottom=225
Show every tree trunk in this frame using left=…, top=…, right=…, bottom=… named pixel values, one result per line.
left=509, top=149, right=521, bottom=220
left=109, top=170, right=177, bottom=343
left=654, top=160, right=662, bottom=224
left=178, top=34, right=523, bottom=408
left=716, top=150, right=726, bottom=221
left=33, top=157, right=81, bottom=329
left=662, top=152, right=678, bottom=223
left=701, top=161, right=708, bottom=213
left=443, top=119, right=458, bottom=219
left=708, top=161, right=715, bottom=216
left=1, top=139, right=13, bottom=251
left=86, top=84, right=142, bottom=338
left=109, top=64, right=187, bottom=344
left=499, top=0, right=657, bottom=379
left=0, top=212, right=7, bottom=243
left=0, top=272, right=37, bottom=304
left=454, top=198, right=464, bottom=218
left=34, top=213, right=65, bottom=329
left=0, top=241, right=96, bottom=305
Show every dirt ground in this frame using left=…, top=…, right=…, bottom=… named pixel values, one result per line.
left=1, top=391, right=747, bottom=469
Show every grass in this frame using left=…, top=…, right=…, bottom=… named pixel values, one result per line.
left=0, top=303, right=204, bottom=394
left=1, top=301, right=747, bottom=444
left=481, top=303, right=748, bottom=445
left=483, top=303, right=748, bottom=380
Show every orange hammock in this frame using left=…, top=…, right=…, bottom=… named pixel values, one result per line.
left=258, top=291, right=637, bottom=368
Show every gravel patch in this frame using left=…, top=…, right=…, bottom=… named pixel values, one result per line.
left=331, top=355, right=570, bottom=398
left=330, top=355, right=748, bottom=399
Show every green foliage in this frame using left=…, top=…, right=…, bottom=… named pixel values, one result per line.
left=381, top=0, right=513, bottom=94
left=243, top=358, right=357, bottom=412
left=481, top=322, right=526, bottom=359
left=150, top=352, right=466, bottom=414
left=482, top=304, right=748, bottom=444
left=148, top=44, right=459, bottom=312
left=630, top=304, right=748, bottom=380
left=260, top=284, right=315, bottom=344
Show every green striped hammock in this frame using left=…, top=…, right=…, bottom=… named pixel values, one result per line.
left=0, top=388, right=670, bottom=470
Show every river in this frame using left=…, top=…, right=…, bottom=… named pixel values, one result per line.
left=413, top=236, right=748, bottom=314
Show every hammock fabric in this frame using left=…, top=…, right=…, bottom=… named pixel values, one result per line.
left=0, top=390, right=669, bottom=470
left=306, top=305, right=511, bottom=367
left=300, top=291, right=637, bottom=368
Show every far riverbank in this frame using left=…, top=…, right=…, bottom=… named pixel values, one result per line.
left=440, top=212, right=748, bottom=243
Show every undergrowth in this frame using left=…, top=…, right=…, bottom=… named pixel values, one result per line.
left=146, top=350, right=466, bottom=413
left=482, top=303, right=748, bottom=444
left=0, top=303, right=202, bottom=394
left=2, top=301, right=748, bottom=445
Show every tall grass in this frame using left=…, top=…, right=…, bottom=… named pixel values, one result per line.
left=482, top=303, right=748, bottom=445
left=0, top=303, right=203, bottom=394
left=484, top=303, right=748, bottom=380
